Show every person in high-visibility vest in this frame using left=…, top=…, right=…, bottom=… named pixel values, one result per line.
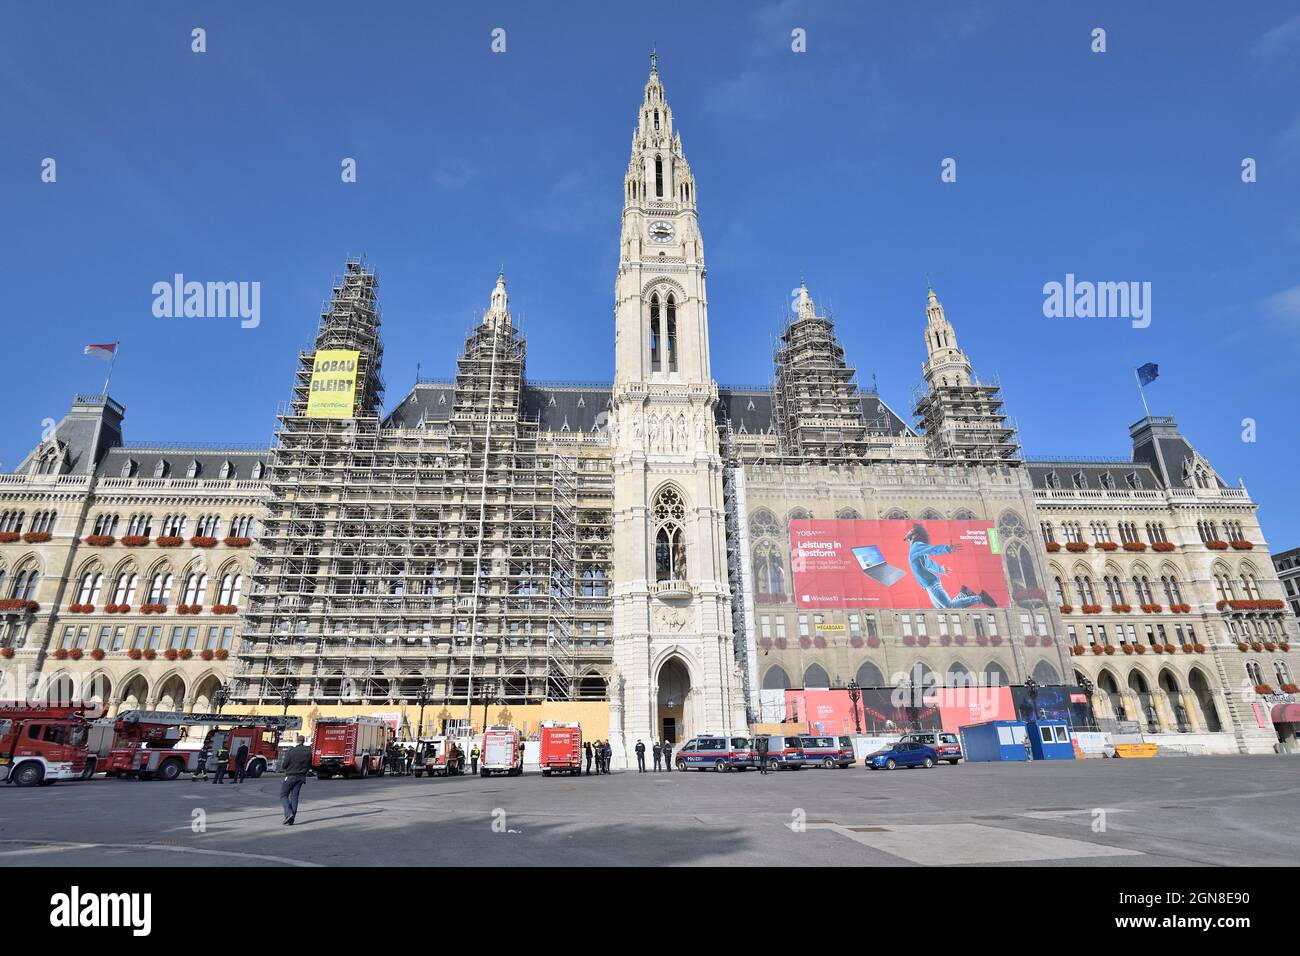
left=470, top=745, right=480, bottom=775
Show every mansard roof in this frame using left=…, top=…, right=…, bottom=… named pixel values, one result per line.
left=97, top=445, right=268, bottom=481
left=1025, top=459, right=1162, bottom=491
left=383, top=380, right=916, bottom=439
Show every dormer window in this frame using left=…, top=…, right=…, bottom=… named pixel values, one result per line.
left=1072, top=471, right=1087, bottom=490
left=186, top=459, right=200, bottom=479
left=1126, top=471, right=1142, bottom=490
left=1045, top=471, right=1060, bottom=490
left=251, top=461, right=264, bottom=480
left=153, top=460, right=169, bottom=479
left=219, top=459, right=233, bottom=480
left=120, top=458, right=136, bottom=478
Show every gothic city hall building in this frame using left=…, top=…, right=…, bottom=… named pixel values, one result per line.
left=2, top=61, right=1297, bottom=760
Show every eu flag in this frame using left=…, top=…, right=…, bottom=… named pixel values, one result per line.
left=1137, top=362, right=1159, bottom=386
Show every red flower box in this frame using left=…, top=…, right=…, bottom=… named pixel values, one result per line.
left=223, top=536, right=252, bottom=548
left=0, top=532, right=20, bottom=543
left=140, top=603, right=167, bottom=614
left=1194, top=644, right=1206, bottom=653
left=917, top=635, right=930, bottom=648
left=1059, top=605, right=1073, bottom=614
left=954, top=635, right=967, bottom=646
left=1152, top=542, right=1176, bottom=552
left=990, top=635, right=1002, bottom=646
left=1082, top=604, right=1102, bottom=614
left=179, top=648, right=193, bottom=660
left=1122, top=542, right=1147, bottom=552
left=1229, top=540, right=1253, bottom=550
left=190, top=536, right=218, bottom=548
left=1181, top=644, right=1195, bottom=653
left=156, top=536, right=183, bottom=547
left=1071, top=645, right=1085, bottom=656
left=128, top=648, right=143, bottom=660
left=67, top=603, right=95, bottom=614
left=976, top=636, right=989, bottom=647
left=53, top=648, right=69, bottom=659
left=164, top=648, right=179, bottom=660
left=1205, top=540, right=1229, bottom=550
left=84, top=535, right=115, bottom=546
left=939, top=635, right=952, bottom=647
left=1066, top=542, right=1090, bottom=553
left=201, top=648, right=215, bottom=660
left=215, top=649, right=229, bottom=661
left=1282, top=642, right=1291, bottom=652
left=1283, top=683, right=1300, bottom=694
left=759, top=637, right=772, bottom=650
left=798, top=637, right=811, bottom=649
left=1103, top=645, right=1116, bottom=655
left=1264, top=642, right=1277, bottom=652
left=1152, top=644, right=1163, bottom=654
left=849, top=636, right=863, bottom=648
left=0, top=647, right=13, bottom=659
left=22, top=531, right=51, bottom=543
left=1251, top=642, right=1264, bottom=651
left=1111, top=604, right=1132, bottom=613
left=1134, top=644, right=1147, bottom=654
left=143, top=649, right=157, bottom=660
left=0, top=599, right=39, bottom=613
left=120, top=535, right=150, bottom=547
left=1163, top=644, right=1177, bottom=654
left=1045, top=542, right=1061, bottom=552
left=813, top=636, right=827, bottom=649
left=91, top=648, right=106, bottom=660
left=902, top=635, right=915, bottom=647
left=1237, top=642, right=1249, bottom=651
left=1254, top=684, right=1274, bottom=695
left=1094, top=542, right=1118, bottom=551
left=68, top=648, right=83, bottom=660
left=1141, top=604, right=1163, bottom=613
left=1091, top=644, right=1104, bottom=655
left=866, top=637, right=880, bottom=648
left=1025, top=635, right=1038, bottom=647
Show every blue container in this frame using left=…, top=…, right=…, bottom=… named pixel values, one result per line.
left=1025, top=720, right=1076, bottom=760
left=958, top=720, right=1030, bottom=762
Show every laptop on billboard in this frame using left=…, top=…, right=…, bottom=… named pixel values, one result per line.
left=851, top=545, right=907, bottom=587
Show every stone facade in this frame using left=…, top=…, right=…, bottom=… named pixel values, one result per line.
left=2, top=58, right=1297, bottom=758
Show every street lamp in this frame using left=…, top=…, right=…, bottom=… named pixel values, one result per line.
left=846, top=678, right=862, bottom=736
left=415, top=680, right=431, bottom=739
left=1024, top=676, right=1041, bottom=721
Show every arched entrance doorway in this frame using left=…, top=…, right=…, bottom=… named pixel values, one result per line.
left=656, top=657, right=691, bottom=746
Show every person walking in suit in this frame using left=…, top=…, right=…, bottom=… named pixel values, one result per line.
left=652, top=739, right=662, bottom=771
left=635, top=739, right=646, bottom=772
left=279, top=734, right=312, bottom=825
left=232, top=743, right=249, bottom=784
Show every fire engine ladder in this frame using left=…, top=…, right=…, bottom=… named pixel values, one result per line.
left=114, top=711, right=303, bottom=731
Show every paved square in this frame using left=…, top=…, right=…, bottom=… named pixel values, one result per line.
left=813, top=822, right=1144, bottom=865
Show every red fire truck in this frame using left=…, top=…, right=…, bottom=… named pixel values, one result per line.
left=0, top=703, right=93, bottom=787
left=312, top=716, right=389, bottom=779
left=92, top=711, right=302, bottom=781
left=480, top=724, right=524, bottom=777
left=538, top=721, right=582, bottom=776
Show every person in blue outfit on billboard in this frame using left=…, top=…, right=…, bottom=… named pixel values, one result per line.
left=903, top=524, right=997, bottom=610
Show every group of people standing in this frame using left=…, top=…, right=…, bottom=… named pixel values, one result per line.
left=633, top=739, right=675, bottom=772
left=583, top=739, right=613, bottom=774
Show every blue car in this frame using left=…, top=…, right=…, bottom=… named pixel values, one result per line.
left=866, top=741, right=939, bottom=771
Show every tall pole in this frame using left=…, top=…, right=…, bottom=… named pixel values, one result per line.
left=102, top=342, right=120, bottom=396
left=1133, top=367, right=1152, bottom=420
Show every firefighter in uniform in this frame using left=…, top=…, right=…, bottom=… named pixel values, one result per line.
left=212, top=743, right=230, bottom=784
left=470, top=744, right=480, bottom=775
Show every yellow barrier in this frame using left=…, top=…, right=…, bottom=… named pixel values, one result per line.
left=1113, top=743, right=1158, bottom=758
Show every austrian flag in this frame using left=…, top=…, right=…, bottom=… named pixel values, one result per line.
left=83, top=343, right=118, bottom=362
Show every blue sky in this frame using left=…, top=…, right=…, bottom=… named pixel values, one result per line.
left=3, top=1, right=1299, bottom=544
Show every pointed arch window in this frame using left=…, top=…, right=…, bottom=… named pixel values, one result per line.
left=654, top=155, right=664, bottom=198
left=652, top=486, right=687, bottom=583
left=649, top=293, right=662, bottom=371
left=665, top=294, right=678, bottom=372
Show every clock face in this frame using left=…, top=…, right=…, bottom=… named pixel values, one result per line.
left=649, top=221, right=674, bottom=243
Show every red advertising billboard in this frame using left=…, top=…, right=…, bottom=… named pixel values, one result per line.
left=790, top=519, right=1010, bottom=610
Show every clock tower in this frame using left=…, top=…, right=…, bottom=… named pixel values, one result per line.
left=609, top=55, right=747, bottom=766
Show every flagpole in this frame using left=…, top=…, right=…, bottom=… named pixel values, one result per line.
left=1133, top=367, right=1151, bottom=420
left=102, top=342, right=119, bottom=397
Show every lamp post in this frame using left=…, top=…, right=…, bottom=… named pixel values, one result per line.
left=415, top=681, right=431, bottom=739
left=846, top=678, right=862, bottom=735
left=1024, top=676, right=1040, bottom=721
left=1078, top=675, right=1097, bottom=730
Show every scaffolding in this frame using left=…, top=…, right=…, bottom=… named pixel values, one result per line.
left=230, top=265, right=611, bottom=712
left=771, top=287, right=873, bottom=462
left=912, top=376, right=1021, bottom=463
